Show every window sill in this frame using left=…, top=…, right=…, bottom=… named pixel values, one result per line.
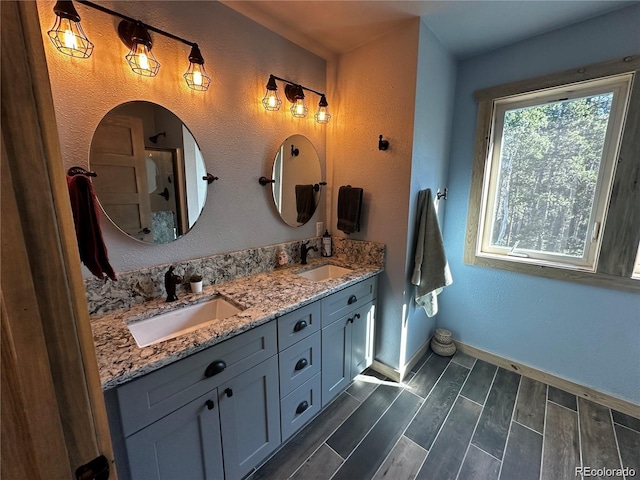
left=465, top=254, right=640, bottom=292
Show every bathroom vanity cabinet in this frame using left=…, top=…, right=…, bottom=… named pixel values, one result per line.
left=111, top=322, right=280, bottom=480
left=321, top=277, right=377, bottom=406
left=106, top=274, right=377, bottom=480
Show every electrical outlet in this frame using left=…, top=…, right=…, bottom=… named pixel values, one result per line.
left=316, top=222, right=323, bottom=236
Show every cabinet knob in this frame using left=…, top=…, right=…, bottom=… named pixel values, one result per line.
left=204, top=360, right=227, bottom=378
left=293, top=320, right=308, bottom=332
left=224, top=388, right=233, bottom=398
left=348, top=295, right=358, bottom=305
left=205, top=399, right=214, bottom=410
left=296, top=401, right=309, bottom=415
left=295, top=358, right=308, bottom=371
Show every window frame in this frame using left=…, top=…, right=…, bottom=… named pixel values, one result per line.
left=465, top=56, right=640, bottom=292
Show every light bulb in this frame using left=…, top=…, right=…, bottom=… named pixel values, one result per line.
left=193, top=70, right=203, bottom=87
left=137, top=49, right=149, bottom=71
left=63, top=28, right=77, bottom=49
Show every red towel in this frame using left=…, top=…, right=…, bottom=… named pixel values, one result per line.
left=67, top=175, right=116, bottom=281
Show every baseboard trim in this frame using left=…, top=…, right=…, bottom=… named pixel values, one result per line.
left=371, top=336, right=434, bottom=383
left=370, top=360, right=401, bottom=383
left=455, top=341, right=640, bottom=419
left=401, top=337, right=432, bottom=381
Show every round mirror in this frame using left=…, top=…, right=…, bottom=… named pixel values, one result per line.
left=271, top=135, right=322, bottom=227
left=89, top=101, right=207, bottom=244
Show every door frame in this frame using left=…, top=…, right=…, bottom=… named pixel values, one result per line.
left=1, top=1, right=116, bottom=478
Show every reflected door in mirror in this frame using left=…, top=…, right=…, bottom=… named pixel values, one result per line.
left=90, top=114, right=153, bottom=242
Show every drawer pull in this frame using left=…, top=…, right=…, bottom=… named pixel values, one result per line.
left=348, top=294, right=358, bottom=305
left=293, top=320, right=308, bottom=332
left=295, top=358, right=308, bottom=371
left=225, top=388, right=234, bottom=398
left=204, top=360, right=227, bottom=378
left=205, top=399, right=215, bottom=410
left=347, top=313, right=361, bottom=324
left=296, top=401, right=309, bottom=415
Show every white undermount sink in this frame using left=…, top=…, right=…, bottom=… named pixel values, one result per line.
left=127, top=297, right=242, bottom=347
left=296, top=265, right=353, bottom=282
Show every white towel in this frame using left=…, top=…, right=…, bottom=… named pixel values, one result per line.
left=411, top=189, right=452, bottom=317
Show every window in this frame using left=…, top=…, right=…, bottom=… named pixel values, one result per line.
left=465, top=57, right=640, bottom=291
left=480, top=75, right=631, bottom=270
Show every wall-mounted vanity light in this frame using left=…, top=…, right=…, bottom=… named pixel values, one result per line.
left=47, top=0, right=94, bottom=58
left=262, top=74, right=331, bottom=124
left=118, top=20, right=160, bottom=77
left=183, top=44, right=211, bottom=91
left=47, top=0, right=211, bottom=91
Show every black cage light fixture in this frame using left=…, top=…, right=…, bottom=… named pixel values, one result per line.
left=118, top=20, right=160, bottom=77
left=47, top=0, right=94, bottom=58
left=262, top=74, right=331, bottom=124
left=47, top=0, right=211, bottom=91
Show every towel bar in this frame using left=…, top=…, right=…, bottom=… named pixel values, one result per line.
left=436, top=188, right=448, bottom=200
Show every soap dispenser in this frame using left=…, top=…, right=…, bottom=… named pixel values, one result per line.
left=322, top=230, right=332, bottom=257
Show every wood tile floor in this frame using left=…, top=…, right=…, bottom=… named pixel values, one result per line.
left=251, top=349, right=640, bottom=480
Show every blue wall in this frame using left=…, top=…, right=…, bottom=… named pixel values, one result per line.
left=403, top=21, right=456, bottom=369
left=439, top=4, right=640, bottom=404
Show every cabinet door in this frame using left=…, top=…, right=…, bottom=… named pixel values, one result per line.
left=350, top=302, right=375, bottom=381
left=321, top=316, right=351, bottom=407
left=125, top=390, right=224, bottom=480
left=219, top=356, right=281, bottom=480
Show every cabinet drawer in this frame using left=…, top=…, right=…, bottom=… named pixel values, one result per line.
left=280, top=373, right=321, bottom=442
left=117, top=321, right=277, bottom=436
left=278, top=331, right=321, bottom=398
left=277, top=302, right=321, bottom=351
left=321, top=276, right=377, bottom=327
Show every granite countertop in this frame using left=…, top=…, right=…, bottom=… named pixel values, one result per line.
left=91, top=258, right=383, bottom=389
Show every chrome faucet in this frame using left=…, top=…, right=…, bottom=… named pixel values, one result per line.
left=164, top=266, right=183, bottom=302
left=300, top=241, right=318, bottom=265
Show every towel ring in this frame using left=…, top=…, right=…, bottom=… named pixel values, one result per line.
left=68, top=166, right=97, bottom=177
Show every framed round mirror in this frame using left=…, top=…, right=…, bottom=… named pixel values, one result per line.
left=89, top=101, right=207, bottom=244
left=270, top=135, right=322, bottom=227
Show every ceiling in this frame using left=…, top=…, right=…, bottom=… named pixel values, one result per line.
left=221, top=1, right=635, bottom=60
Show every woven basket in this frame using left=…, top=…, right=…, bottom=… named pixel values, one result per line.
left=431, top=337, right=456, bottom=357
left=434, top=328, right=453, bottom=345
